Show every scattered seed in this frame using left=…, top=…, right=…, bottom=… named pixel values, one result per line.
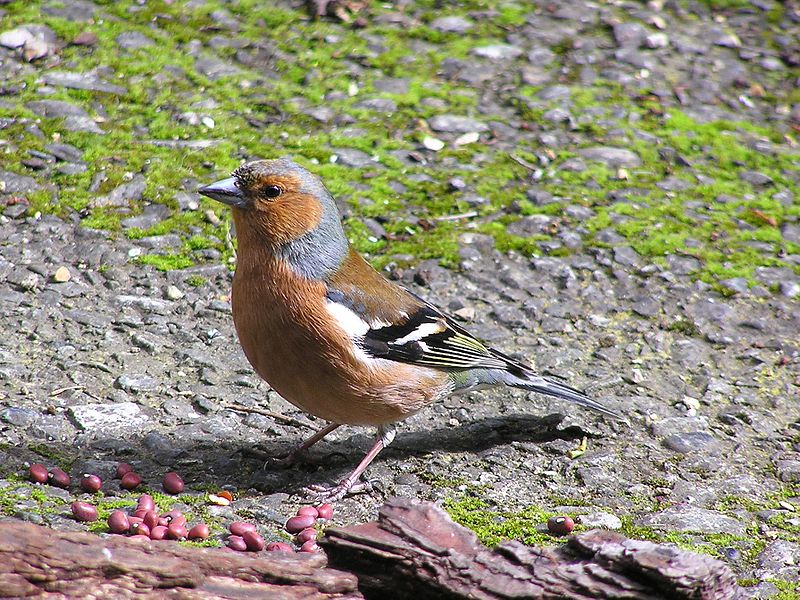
left=297, top=506, right=319, bottom=518
left=547, top=516, right=575, bottom=536
left=188, top=523, right=210, bottom=540
left=242, top=530, right=265, bottom=552
left=71, top=501, right=98, bottom=522
left=285, top=514, right=316, bottom=534
left=137, top=494, right=155, bottom=511
left=150, top=525, right=168, bottom=540
left=80, top=474, right=102, bottom=493
left=48, top=467, right=71, bottom=489
left=130, top=522, right=150, bottom=538
left=167, top=523, right=188, bottom=540
left=299, top=540, right=320, bottom=553
left=143, top=510, right=159, bottom=529
left=29, top=463, right=48, bottom=484
left=162, top=471, right=184, bottom=494
left=229, top=521, right=257, bottom=536
left=316, top=503, right=334, bottom=520
left=266, top=542, right=295, bottom=553
left=296, top=527, right=317, bottom=544
left=116, top=463, right=133, bottom=478
left=108, top=510, right=130, bottom=534
left=226, top=535, right=247, bottom=552
left=120, top=471, right=142, bottom=490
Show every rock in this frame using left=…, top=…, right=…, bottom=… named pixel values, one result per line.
left=69, top=402, right=149, bottom=433
left=430, top=16, right=474, bottom=33
left=44, top=143, right=83, bottom=163
left=331, top=148, right=377, bottom=168
left=195, top=54, right=242, bottom=80
left=26, top=100, right=104, bottom=134
left=42, top=71, right=127, bottom=95
left=52, top=266, right=71, bottom=283
left=739, top=171, right=774, bottom=186
left=115, top=374, right=159, bottom=393
left=637, top=507, right=746, bottom=536
left=576, top=511, right=622, bottom=530
left=428, top=115, right=489, bottom=133
left=116, top=31, right=154, bottom=50
left=578, top=147, right=641, bottom=168
left=663, top=431, right=718, bottom=453
left=0, top=170, right=41, bottom=195
left=91, top=174, right=147, bottom=208
left=120, top=204, right=170, bottom=230
left=355, top=98, right=397, bottom=113
left=613, top=22, right=648, bottom=48
left=472, top=44, right=523, bottom=60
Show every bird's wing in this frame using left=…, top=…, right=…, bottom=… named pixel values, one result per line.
left=325, top=284, right=521, bottom=373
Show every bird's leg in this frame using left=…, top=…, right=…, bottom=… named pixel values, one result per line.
left=270, top=422, right=342, bottom=468
left=305, top=424, right=396, bottom=503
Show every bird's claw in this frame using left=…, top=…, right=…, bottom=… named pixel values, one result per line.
left=303, top=479, right=373, bottom=503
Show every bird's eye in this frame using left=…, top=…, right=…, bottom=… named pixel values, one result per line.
left=264, top=185, right=283, bottom=199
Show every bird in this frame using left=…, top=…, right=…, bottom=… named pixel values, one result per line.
left=198, top=157, right=619, bottom=502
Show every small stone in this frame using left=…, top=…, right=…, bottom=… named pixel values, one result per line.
left=472, top=44, right=523, bottom=60
left=576, top=511, right=622, bottom=529
left=454, top=132, right=480, bottom=146
left=453, top=307, right=475, bottom=321
left=578, top=147, right=641, bottom=168
left=429, top=115, right=489, bottom=134
left=663, top=431, right=718, bottom=453
left=423, top=136, right=445, bottom=151
left=52, top=266, right=71, bottom=283
left=165, top=285, right=184, bottom=300
left=72, top=31, right=98, bottom=46
left=0, top=28, right=34, bottom=49
left=430, top=16, right=473, bottom=33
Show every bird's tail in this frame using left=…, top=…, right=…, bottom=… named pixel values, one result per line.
left=510, top=371, right=623, bottom=420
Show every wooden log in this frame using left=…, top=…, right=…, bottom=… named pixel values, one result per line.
left=321, top=498, right=742, bottom=600
left=0, top=518, right=362, bottom=599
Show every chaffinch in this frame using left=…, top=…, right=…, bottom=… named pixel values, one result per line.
left=198, top=158, right=619, bottom=502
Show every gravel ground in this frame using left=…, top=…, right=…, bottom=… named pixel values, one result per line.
left=1, top=0, right=799, bottom=596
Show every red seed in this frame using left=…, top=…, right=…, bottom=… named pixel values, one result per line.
left=150, top=525, right=168, bottom=540
left=188, top=523, right=210, bottom=540
left=116, top=462, right=133, bottom=478
left=128, top=516, right=144, bottom=527
left=48, top=467, right=71, bottom=489
left=120, top=471, right=141, bottom=490
left=143, top=510, right=159, bottom=530
left=132, top=508, right=149, bottom=519
left=130, top=522, right=150, bottom=538
left=266, top=542, right=295, bottom=553
left=167, top=523, right=187, bottom=540
left=79, top=474, right=102, bottom=493
left=297, top=506, right=319, bottom=518
left=157, top=517, right=169, bottom=527
left=29, top=463, right=48, bottom=484
left=316, top=503, right=333, bottom=520
left=285, top=514, right=315, bottom=534
left=129, top=534, right=150, bottom=541
left=547, top=516, right=574, bottom=537
left=296, top=527, right=317, bottom=544
left=162, top=471, right=184, bottom=494
left=242, top=530, right=265, bottom=552
left=108, top=510, right=130, bottom=534
left=226, top=535, right=247, bottom=552
left=137, top=494, right=155, bottom=511
left=162, top=513, right=186, bottom=527
left=299, top=540, right=319, bottom=553
left=71, top=501, right=98, bottom=522
left=229, top=521, right=257, bottom=536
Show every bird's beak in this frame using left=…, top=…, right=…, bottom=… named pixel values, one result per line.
left=198, top=177, right=247, bottom=208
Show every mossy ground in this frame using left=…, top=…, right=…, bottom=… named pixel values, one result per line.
left=2, top=0, right=797, bottom=281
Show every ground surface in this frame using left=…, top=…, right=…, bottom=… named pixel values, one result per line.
left=0, top=0, right=799, bottom=596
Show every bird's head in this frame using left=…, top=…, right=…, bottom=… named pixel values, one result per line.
left=199, top=158, right=349, bottom=279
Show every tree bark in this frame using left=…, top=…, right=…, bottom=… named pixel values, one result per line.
left=321, top=498, right=742, bottom=600
left=0, top=518, right=361, bottom=599
left=0, top=498, right=742, bottom=600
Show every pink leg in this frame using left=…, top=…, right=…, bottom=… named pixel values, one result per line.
left=271, top=422, right=341, bottom=467
left=305, top=425, right=396, bottom=503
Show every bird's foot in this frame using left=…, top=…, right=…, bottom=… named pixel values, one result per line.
left=303, top=478, right=373, bottom=503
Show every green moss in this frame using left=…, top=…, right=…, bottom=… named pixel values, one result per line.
left=136, top=253, right=195, bottom=271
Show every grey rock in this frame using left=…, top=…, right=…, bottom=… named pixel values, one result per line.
left=651, top=416, right=710, bottom=437
left=42, top=0, right=98, bottom=21
left=779, top=281, right=799, bottom=298
left=613, top=246, right=640, bottom=266
left=666, top=254, right=701, bottom=274
left=373, top=78, right=409, bottom=94
left=740, top=171, right=774, bottom=186
left=120, top=204, right=170, bottom=230
left=27, top=99, right=87, bottom=118
left=91, top=174, right=146, bottom=208
left=637, top=507, right=746, bottom=535
left=775, top=459, right=800, bottom=483
left=44, top=142, right=83, bottom=163
left=114, top=294, right=171, bottom=315
left=195, top=54, right=242, bottom=80
left=578, top=146, right=641, bottom=168
left=720, top=278, right=749, bottom=294
left=430, top=16, right=474, bottom=33
left=472, top=44, right=523, bottom=60
left=429, top=115, right=489, bottom=133
left=69, top=402, right=149, bottom=433
left=116, top=31, right=154, bottom=50
left=355, top=98, right=397, bottom=113
left=631, top=296, right=660, bottom=318
left=115, top=374, right=159, bottom=393
left=757, top=541, right=800, bottom=579
left=332, top=148, right=376, bottom=168
left=613, top=22, right=648, bottom=48
left=1, top=407, right=38, bottom=428
left=663, top=431, right=718, bottom=453
left=576, top=511, right=622, bottom=529
left=42, top=71, right=127, bottom=95
left=0, top=169, right=41, bottom=195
